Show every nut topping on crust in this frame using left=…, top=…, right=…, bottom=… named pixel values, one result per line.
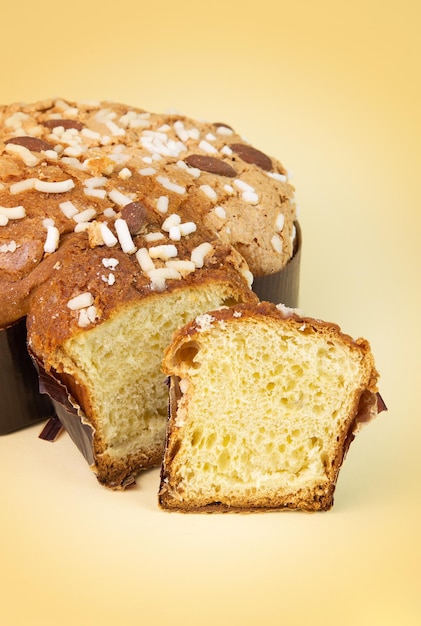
left=184, top=154, right=237, bottom=177
left=0, top=97, right=296, bottom=329
left=230, top=143, right=274, bottom=171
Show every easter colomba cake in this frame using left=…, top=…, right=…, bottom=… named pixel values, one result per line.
left=0, top=97, right=298, bottom=487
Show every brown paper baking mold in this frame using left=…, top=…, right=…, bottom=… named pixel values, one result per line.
left=0, top=318, right=55, bottom=435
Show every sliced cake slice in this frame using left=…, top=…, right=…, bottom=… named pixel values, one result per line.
left=159, top=301, right=382, bottom=512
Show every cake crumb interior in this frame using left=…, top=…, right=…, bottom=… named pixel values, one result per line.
left=167, top=318, right=363, bottom=506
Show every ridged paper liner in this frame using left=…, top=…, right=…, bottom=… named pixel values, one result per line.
left=0, top=318, right=54, bottom=435
left=36, top=365, right=95, bottom=465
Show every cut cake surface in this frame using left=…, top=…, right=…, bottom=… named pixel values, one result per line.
left=159, top=302, right=380, bottom=512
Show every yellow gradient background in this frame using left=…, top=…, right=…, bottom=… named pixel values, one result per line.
left=1, top=2, right=420, bottom=625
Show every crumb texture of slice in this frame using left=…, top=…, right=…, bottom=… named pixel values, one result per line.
left=159, top=302, right=380, bottom=512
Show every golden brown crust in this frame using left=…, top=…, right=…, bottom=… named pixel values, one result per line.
left=0, top=97, right=296, bottom=330
left=94, top=443, right=164, bottom=490
left=159, top=484, right=336, bottom=513
left=26, top=233, right=256, bottom=364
